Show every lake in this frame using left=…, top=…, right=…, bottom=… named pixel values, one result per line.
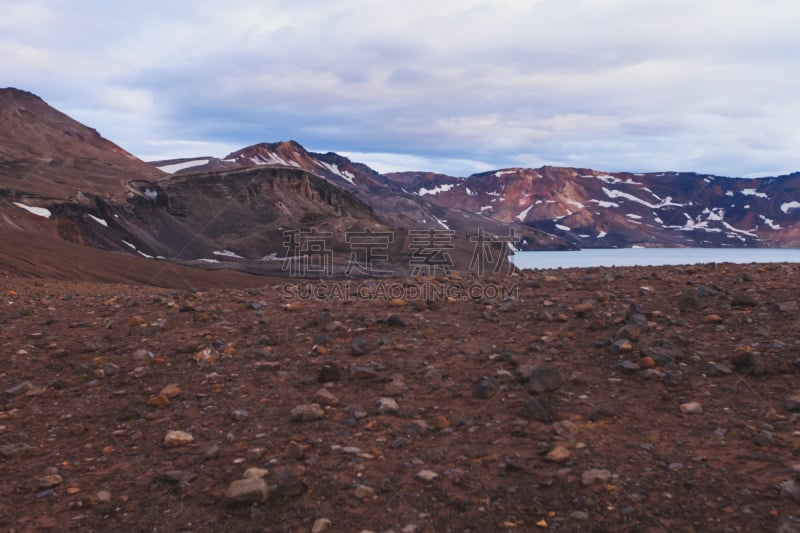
left=511, top=247, right=800, bottom=270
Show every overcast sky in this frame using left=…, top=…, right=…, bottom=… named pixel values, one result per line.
left=3, top=0, right=800, bottom=177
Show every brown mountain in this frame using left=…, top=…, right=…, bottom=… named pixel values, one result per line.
left=0, top=88, right=165, bottom=203
left=1, top=89, right=559, bottom=280
left=384, top=167, right=800, bottom=248
left=3, top=86, right=798, bottom=284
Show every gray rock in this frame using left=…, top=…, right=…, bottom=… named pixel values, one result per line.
left=415, top=470, right=439, bottom=482
left=581, top=469, right=612, bottom=487
left=385, top=314, right=407, bottom=327
left=482, top=309, right=499, bottom=322
left=224, top=478, right=269, bottom=503
left=612, top=360, right=640, bottom=374
left=349, top=365, right=379, bottom=381
left=545, top=446, right=571, bottom=463
left=354, top=484, right=375, bottom=499
left=678, top=292, right=699, bottom=311
left=375, top=397, right=399, bottom=415
left=285, top=441, right=305, bottom=460
left=160, top=470, right=197, bottom=484
left=778, top=300, right=799, bottom=313
left=164, top=430, right=194, bottom=447
left=514, top=364, right=536, bottom=382
left=778, top=516, right=800, bottom=533
left=522, top=397, right=554, bottom=423
left=610, top=339, right=634, bottom=355
left=200, top=443, right=220, bottom=462
left=383, top=379, right=405, bottom=396
left=313, top=387, right=339, bottom=406
left=527, top=366, right=566, bottom=394
left=732, top=293, right=759, bottom=307
left=679, top=401, right=703, bottom=415
left=499, top=300, right=516, bottom=313
left=695, top=285, right=717, bottom=297
left=473, top=376, right=497, bottom=399
left=242, top=467, right=268, bottom=480
left=132, top=349, right=154, bottom=363
left=312, top=518, right=332, bottom=533
left=351, top=337, right=370, bottom=356
left=1, top=443, right=36, bottom=459
left=785, top=391, right=800, bottom=412
left=626, top=313, right=648, bottom=328
left=315, top=310, right=332, bottom=328
left=641, top=368, right=666, bottom=380
left=274, top=468, right=307, bottom=497
left=317, top=363, right=341, bottom=383
left=639, top=344, right=679, bottom=365
left=781, top=480, right=800, bottom=502
left=290, top=403, right=325, bottom=422
left=6, top=381, right=37, bottom=396
left=38, top=474, right=63, bottom=489
left=708, top=362, right=733, bottom=376
left=753, top=430, right=775, bottom=446
left=615, top=325, right=642, bottom=341
left=230, top=409, right=249, bottom=421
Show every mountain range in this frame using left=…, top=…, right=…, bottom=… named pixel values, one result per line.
left=2, top=87, right=799, bottom=280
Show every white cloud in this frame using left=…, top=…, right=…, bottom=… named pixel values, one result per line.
left=338, top=151, right=496, bottom=177
left=2, top=0, right=800, bottom=177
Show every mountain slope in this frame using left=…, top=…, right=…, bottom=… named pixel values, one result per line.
left=150, top=141, right=574, bottom=253
left=384, top=167, right=800, bottom=248
left=0, top=87, right=165, bottom=202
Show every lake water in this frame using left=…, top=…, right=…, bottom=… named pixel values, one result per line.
left=511, top=248, right=800, bottom=270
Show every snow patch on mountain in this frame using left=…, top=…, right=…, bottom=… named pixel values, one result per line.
left=417, top=183, right=455, bottom=196
left=13, top=202, right=51, bottom=218
left=589, top=199, right=619, bottom=208
left=781, top=201, right=800, bottom=213
left=741, top=188, right=768, bottom=199
left=722, top=221, right=758, bottom=238
left=251, top=152, right=290, bottom=166
left=213, top=250, right=244, bottom=259
left=516, top=204, right=534, bottom=222
left=88, top=214, right=108, bottom=227
left=759, top=215, right=781, bottom=229
left=494, top=170, right=516, bottom=177
left=157, top=159, right=209, bottom=174
left=602, top=187, right=683, bottom=209
left=566, top=200, right=586, bottom=209
left=432, top=215, right=450, bottom=229
left=317, top=161, right=355, bottom=184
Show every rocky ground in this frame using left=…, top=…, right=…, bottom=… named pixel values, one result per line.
left=1, top=263, right=800, bottom=532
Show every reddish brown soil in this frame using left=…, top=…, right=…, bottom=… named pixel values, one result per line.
left=1, top=263, right=799, bottom=532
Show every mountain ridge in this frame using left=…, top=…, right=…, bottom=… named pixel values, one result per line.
left=153, top=138, right=800, bottom=248
left=1, top=87, right=799, bottom=283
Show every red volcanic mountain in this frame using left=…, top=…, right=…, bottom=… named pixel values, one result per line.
left=2, top=86, right=799, bottom=284
left=0, top=88, right=165, bottom=202
left=0, top=88, right=566, bottom=280
left=384, top=167, right=800, bottom=248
